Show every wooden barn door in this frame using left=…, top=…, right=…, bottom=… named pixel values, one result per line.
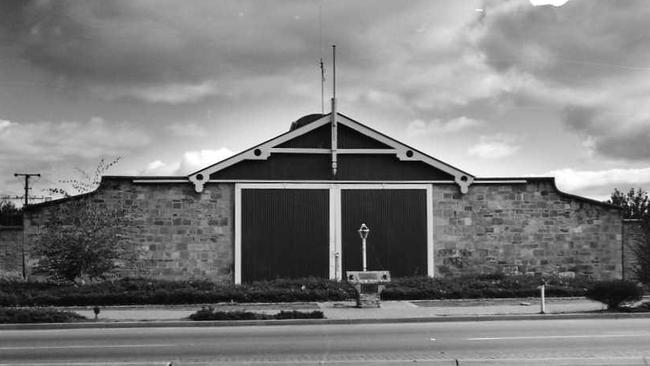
left=240, top=188, right=329, bottom=282
left=341, top=189, right=428, bottom=277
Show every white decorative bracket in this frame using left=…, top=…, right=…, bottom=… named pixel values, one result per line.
left=455, top=175, right=473, bottom=194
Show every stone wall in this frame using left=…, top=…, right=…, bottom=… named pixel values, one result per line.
left=0, top=226, right=23, bottom=278
left=24, top=176, right=624, bottom=282
left=24, top=178, right=234, bottom=282
left=432, top=179, right=623, bottom=280
left=622, top=220, right=645, bottom=280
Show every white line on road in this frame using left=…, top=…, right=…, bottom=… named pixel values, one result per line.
left=467, top=333, right=650, bottom=341
left=0, top=343, right=175, bottom=350
left=4, top=357, right=647, bottom=366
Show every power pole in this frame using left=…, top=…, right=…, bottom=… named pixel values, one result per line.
left=14, top=173, right=40, bottom=207
left=14, top=173, right=40, bottom=280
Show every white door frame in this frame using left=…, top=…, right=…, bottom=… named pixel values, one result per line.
left=235, top=183, right=433, bottom=284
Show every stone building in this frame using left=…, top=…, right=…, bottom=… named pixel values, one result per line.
left=22, top=113, right=625, bottom=283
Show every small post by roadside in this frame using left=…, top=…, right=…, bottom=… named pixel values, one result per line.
left=93, top=306, right=100, bottom=321
left=539, top=279, right=547, bottom=314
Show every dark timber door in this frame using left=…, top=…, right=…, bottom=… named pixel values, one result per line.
left=341, top=189, right=427, bottom=277
left=241, top=189, right=329, bottom=282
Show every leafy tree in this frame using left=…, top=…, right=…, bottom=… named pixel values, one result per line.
left=34, top=157, right=139, bottom=283
left=608, top=188, right=649, bottom=219
left=0, top=200, right=22, bottom=226
left=33, top=198, right=139, bottom=283
left=608, top=188, right=650, bottom=283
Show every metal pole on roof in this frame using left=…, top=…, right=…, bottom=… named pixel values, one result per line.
left=332, top=45, right=336, bottom=100
left=319, top=2, right=325, bottom=114
left=331, top=45, right=338, bottom=177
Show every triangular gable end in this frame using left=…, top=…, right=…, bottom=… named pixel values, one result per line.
left=188, top=113, right=474, bottom=193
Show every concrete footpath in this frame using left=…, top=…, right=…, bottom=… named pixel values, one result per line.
left=4, top=297, right=650, bottom=330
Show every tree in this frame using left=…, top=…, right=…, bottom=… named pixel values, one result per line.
left=608, top=188, right=649, bottom=220
left=34, top=157, right=139, bottom=282
left=608, top=188, right=650, bottom=283
left=34, top=198, right=138, bottom=282
left=48, top=157, right=121, bottom=198
left=0, top=200, right=22, bottom=226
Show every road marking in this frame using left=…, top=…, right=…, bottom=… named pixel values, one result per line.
left=0, top=344, right=175, bottom=350
left=2, top=357, right=649, bottom=366
left=467, top=333, right=650, bottom=341
left=0, top=363, right=169, bottom=366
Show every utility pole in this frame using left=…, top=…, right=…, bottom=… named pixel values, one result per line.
left=14, top=173, right=40, bottom=280
left=14, top=173, right=40, bottom=207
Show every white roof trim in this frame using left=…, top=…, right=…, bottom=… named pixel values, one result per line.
left=188, top=113, right=474, bottom=193
left=188, top=115, right=331, bottom=192
left=336, top=114, right=473, bottom=192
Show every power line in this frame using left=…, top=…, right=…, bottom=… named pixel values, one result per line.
left=13, top=173, right=41, bottom=207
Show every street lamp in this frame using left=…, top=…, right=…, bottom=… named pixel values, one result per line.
left=358, top=223, right=370, bottom=272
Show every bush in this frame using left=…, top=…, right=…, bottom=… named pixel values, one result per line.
left=585, top=280, right=643, bottom=310
left=0, top=277, right=357, bottom=307
left=188, top=307, right=324, bottom=321
left=382, top=274, right=590, bottom=300
left=0, top=274, right=596, bottom=307
left=0, top=308, right=86, bottom=323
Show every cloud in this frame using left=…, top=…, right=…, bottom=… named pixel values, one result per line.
left=471, top=0, right=650, bottom=161
left=406, top=116, right=483, bottom=137
left=529, top=0, right=570, bottom=7
left=166, top=122, right=209, bottom=138
left=0, top=116, right=150, bottom=199
left=0, top=119, right=12, bottom=130
left=476, top=1, right=650, bottom=84
left=93, top=81, right=222, bottom=104
left=143, top=148, right=234, bottom=176
left=563, top=105, right=650, bottom=161
left=468, top=133, right=520, bottom=159
left=542, top=167, right=650, bottom=200
left=143, top=160, right=180, bottom=176
left=0, top=117, right=150, bottom=161
left=0, top=1, right=437, bottom=105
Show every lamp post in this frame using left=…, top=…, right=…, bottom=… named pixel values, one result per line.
left=358, top=223, right=370, bottom=272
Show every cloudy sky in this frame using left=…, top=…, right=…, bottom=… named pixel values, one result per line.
left=1, top=0, right=649, bottom=203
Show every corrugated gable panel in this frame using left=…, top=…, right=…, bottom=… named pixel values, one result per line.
left=210, top=153, right=454, bottom=180
left=338, top=124, right=391, bottom=149
left=275, top=124, right=331, bottom=149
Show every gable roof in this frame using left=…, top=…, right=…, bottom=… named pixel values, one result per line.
left=188, top=112, right=475, bottom=193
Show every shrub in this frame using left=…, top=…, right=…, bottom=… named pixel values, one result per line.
left=188, top=307, right=324, bottom=321
left=0, top=308, right=86, bottom=323
left=382, top=274, right=590, bottom=300
left=0, top=277, right=357, bottom=307
left=0, top=274, right=595, bottom=307
left=585, top=280, right=643, bottom=310
left=274, top=310, right=324, bottom=319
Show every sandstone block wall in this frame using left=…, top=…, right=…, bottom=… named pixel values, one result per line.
left=24, top=177, right=624, bottom=282
left=24, top=178, right=234, bottom=282
left=433, top=180, right=623, bottom=280
left=0, top=226, right=23, bottom=278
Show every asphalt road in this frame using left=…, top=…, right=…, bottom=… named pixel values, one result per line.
left=2, top=318, right=650, bottom=365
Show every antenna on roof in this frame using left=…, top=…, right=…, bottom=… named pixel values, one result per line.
left=320, top=59, right=325, bottom=114
left=332, top=44, right=336, bottom=101
left=330, top=44, right=337, bottom=177
left=318, top=2, right=325, bottom=114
